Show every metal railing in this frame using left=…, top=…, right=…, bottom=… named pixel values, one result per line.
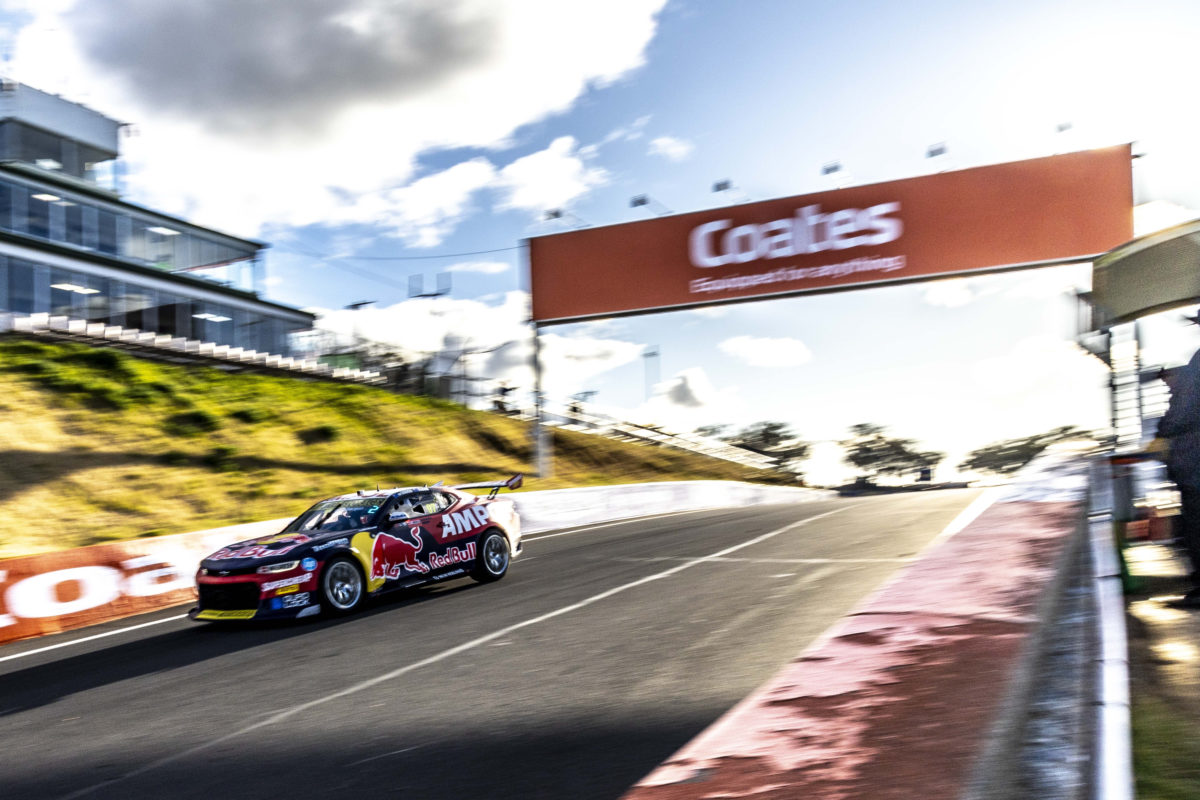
left=0, top=312, right=385, bottom=385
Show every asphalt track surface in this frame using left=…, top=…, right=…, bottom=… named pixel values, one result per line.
left=0, top=489, right=983, bottom=800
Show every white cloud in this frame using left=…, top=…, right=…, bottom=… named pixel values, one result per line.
left=968, top=335, right=1110, bottom=435
left=303, top=290, right=644, bottom=408
left=648, top=135, right=694, bottom=162
left=1001, top=263, right=1090, bottom=300
left=718, top=335, right=813, bottom=367
left=602, top=114, right=652, bottom=145
left=446, top=261, right=511, bottom=275
left=538, top=332, right=644, bottom=399
left=359, top=158, right=499, bottom=247
left=686, top=306, right=730, bottom=319
left=7, top=0, right=665, bottom=239
left=923, top=278, right=975, bottom=307
left=495, top=136, right=610, bottom=214
left=1134, top=200, right=1200, bottom=236
left=628, top=367, right=740, bottom=432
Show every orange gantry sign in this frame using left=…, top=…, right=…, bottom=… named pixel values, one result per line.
left=528, top=145, right=1133, bottom=323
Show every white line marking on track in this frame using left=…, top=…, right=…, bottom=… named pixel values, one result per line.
left=0, top=614, right=188, bottom=665
left=611, top=556, right=913, bottom=565
left=1, top=507, right=798, bottom=666
left=521, top=508, right=717, bottom=541
left=801, top=488, right=1002, bottom=662
left=920, top=487, right=1002, bottom=555
left=60, top=504, right=855, bottom=799
left=648, top=490, right=1001, bottom=756
left=346, top=746, right=420, bottom=768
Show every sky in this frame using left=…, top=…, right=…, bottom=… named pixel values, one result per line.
left=5, top=0, right=1200, bottom=484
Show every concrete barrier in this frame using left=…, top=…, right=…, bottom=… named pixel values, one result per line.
left=0, top=481, right=829, bottom=645
left=511, top=480, right=830, bottom=533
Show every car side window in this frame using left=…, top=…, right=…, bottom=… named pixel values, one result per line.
left=404, top=493, right=438, bottom=516
left=433, top=491, right=456, bottom=512
left=385, top=495, right=422, bottom=518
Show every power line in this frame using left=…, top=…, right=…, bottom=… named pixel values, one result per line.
left=278, top=240, right=523, bottom=297
left=292, top=253, right=412, bottom=292
left=285, top=243, right=523, bottom=262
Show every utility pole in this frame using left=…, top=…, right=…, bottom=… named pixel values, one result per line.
left=643, top=345, right=660, bottom=399
left=533, top=322, right=551, bottom=477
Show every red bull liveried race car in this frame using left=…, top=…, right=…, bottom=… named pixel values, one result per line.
left=189, top=474, right=523, bottom=622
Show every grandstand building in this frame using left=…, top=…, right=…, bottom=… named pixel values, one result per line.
left=0, top=80, right=312, bottom=355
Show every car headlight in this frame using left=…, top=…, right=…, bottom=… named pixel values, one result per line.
left=257, top=560, right=300, bottom=574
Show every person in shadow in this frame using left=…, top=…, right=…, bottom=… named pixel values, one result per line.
left=1157, top=312, right=1200, bottom=607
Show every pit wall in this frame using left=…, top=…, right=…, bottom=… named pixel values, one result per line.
left=0, top=481, right=830, bottom=645
left=622, top=452, right=1097, bottom=800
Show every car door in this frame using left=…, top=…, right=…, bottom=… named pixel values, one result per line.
left=431, top=491, right=493, bottom=568
left=367, top=495, right=441, bottom=586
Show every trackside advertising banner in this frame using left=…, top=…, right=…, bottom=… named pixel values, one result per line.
left=0, top=519, right=287, bottom=644
left=528, top=145, right=1133, bottom=323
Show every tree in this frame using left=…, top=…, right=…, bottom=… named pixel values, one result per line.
left=958, top=425, right=1096, bottom=476
left=693, top=424, right=731, bottom=439
left=725, top=421, right=811, bottom=472
left=840, top=423, right=945, bottom=481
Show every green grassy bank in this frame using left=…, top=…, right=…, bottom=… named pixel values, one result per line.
left=0, top=335, right=786, bottom=558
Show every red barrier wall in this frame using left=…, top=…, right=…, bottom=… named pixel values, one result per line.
left=0, top=519, right=287, bottom=644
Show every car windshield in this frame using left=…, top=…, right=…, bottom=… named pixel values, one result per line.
left=284, top=498, right=382, bottom=533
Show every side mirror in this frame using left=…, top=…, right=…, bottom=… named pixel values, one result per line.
left=387, top=511, right=410, bottom=525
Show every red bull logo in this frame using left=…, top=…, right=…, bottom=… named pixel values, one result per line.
left=211, top=533, right=312, bottom=561
left=428, top=543, right=477, bottom=570
left=371, top=526, right=430, bottom=580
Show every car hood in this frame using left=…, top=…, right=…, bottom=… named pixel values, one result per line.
left=201, top=528, right=370, bottom=569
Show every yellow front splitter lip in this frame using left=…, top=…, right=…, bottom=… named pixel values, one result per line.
left=193, top=608, right=257, bottom=621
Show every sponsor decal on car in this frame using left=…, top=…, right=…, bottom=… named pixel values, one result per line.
left=312, top=538, right=348, bottom=552
left=371, top=526, right=430, bottom=579
left=441, top=505, right=489, bottom=538
left=274, top=584, right=299, bottom=596
left=271, top=592, right=311, bottom=610
left=428, top=543, right=477, bottom=570
left=211, top=534, right=312, bottom=561
left=261, top=572, right=312, bottom=592
left=301, top=557, right=318, bottom=571
left=195, top=609, right=257, bottom=621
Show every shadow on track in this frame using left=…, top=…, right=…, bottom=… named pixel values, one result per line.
left=1, top=707, right=709, bottom=800
left=0, top=582, right=479, bottom=717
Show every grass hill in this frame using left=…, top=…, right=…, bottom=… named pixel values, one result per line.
left=0, top=335, right=788, bottom=558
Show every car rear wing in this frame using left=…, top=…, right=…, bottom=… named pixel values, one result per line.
left=451, top=473, right=524, bottom=499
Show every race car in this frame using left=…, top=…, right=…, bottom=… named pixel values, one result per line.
left=189, top=474, right=523, bottom=622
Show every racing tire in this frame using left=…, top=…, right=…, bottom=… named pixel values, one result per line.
left=472, top=530, right=510, bottom=583
left=320, top=557, right=365, bottom=614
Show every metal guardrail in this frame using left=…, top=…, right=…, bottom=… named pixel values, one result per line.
left=1088, top=458, right=1134, bottom=800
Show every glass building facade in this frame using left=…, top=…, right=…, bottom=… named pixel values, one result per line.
left=0, top=81, right=313, bottom=355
